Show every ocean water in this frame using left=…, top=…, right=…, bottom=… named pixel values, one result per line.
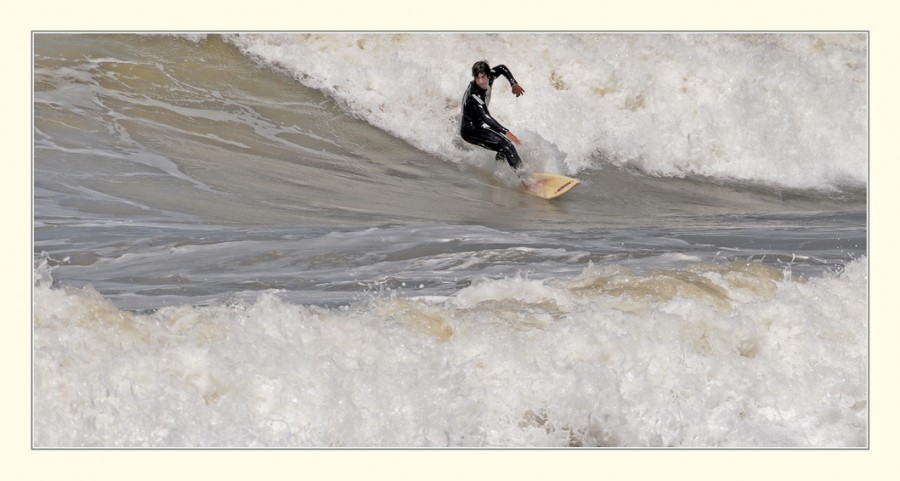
left=32, top=33, right=867, bottom=448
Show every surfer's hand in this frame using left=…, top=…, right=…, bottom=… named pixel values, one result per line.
left=512, top=84, right=525, bottom=97
left=505, top=131, right=521, bottom=145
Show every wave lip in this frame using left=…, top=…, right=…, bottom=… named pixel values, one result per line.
left=227, top=32, right=867, bottom=192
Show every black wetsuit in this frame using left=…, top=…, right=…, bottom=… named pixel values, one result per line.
left=459, top=65, right=523, bottom=171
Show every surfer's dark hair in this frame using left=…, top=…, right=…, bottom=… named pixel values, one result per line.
left=472, top=60, right=490, bottom=77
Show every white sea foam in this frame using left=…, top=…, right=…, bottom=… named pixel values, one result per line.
left=32, top=255, right=867, bottom=447
left=227, top=33, right=867, bottom=191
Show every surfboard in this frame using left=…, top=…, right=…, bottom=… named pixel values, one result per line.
left=524, top=172, right=580, bottom=199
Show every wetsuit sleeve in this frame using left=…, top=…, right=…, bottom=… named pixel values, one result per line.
left=463, top=83, right=509, bottom=134
left=490, top=65, right=518, bottom=86
left=475, top=96, right=508, bottom=133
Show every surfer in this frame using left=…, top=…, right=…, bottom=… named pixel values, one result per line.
left=460, top=60, right=526, bottom=176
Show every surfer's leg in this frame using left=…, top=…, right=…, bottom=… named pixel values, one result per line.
left=495, top=142, right=522, bottom=171
left=464, top=129, right=522, bottom=171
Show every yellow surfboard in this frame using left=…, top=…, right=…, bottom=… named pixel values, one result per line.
left=524, top=172, right=580, bottom=199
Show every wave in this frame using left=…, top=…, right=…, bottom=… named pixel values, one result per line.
left=32, top=33, right=868, bottom=449
left=32, top=252, right=867, bottom=447
left=225, top=32, right=867, bottom=192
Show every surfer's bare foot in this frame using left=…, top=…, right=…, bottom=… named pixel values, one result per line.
left=516, top=170, right=534, bottom=188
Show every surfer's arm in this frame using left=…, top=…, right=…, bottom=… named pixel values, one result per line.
left=472, top=98, right=520, bottom=145
left=491, top=64, right=525, bottom=97
left=477, top=104, right=520, bottom=145
left=481, top=115, right=510, bottom=138
left=470, top=96, right=509, bottom=135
